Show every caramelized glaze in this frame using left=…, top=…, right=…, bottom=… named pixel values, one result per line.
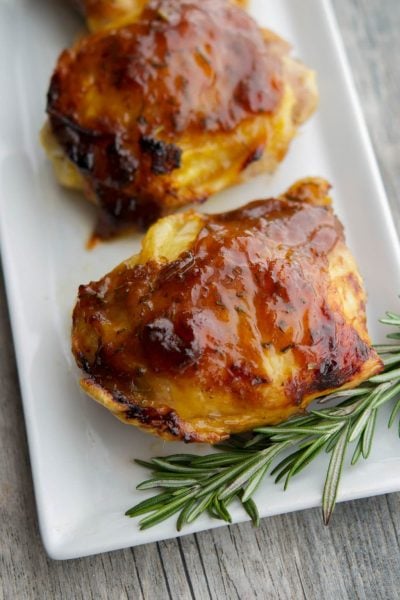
left=72, top=179, right=382, bottom=442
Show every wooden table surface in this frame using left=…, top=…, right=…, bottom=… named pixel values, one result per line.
left=1, top=1, right=400, bottom=598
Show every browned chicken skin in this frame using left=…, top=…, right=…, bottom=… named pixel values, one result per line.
left=72, top=0, right=248, bottom=31
left=72, top=179, right=382, bottom=443
left=43, top=0, right=318, bottom=239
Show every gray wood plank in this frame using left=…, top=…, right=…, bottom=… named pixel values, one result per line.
left=333, top=0, right=400, bottom=232
left=1, top=0, right=400, bottom=599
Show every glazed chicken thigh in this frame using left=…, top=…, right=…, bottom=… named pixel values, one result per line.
left=43, top=0, right=318, bottom=239
left=72, top=178, right=382, bottom=443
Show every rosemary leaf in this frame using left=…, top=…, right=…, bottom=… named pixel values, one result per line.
left=177, top=498, right=197, bottom=532
left=144, top=471, right=208, bottom=480
left=159, top=454, right=200, bottom=464
left=370, top=367, right=400, bottom=383
left=137, top=478, right=200, bottom=490
left=351, top=439, right=363, bottom=466
left=241, top=497, right=260, bottom=527
left=241, top=462, right=270, bottom=502
left=255, top=425, right=333, bottom=436
left=373, top=344, right=400, bottom=353
left=196, top=452, right=271, bottom=500
left=271, top=449, right=302, bottom=478
left=135, top=459, right=158, bottom=470
left=125, top=490, right=175, bottom=517
left=317, top=387, right=370, bottom=404
left=284, top=434, right=331, bottom=488
left=190, top=452, right=252, bottom=467
left=243, top=433, right=268, bottom=448
left=211, top=497, right=232, bottom=523
left=373, top=381, right=400, bottom=409
left=348, top=385, right=385, bottom=442
left=150, top=458, right=210, bottom=474
left=361, top=409, right=377, bottom=459
left=139, top=491, right=198, bottom=530
left=218, top=443, right=291, bottom=500
left=325, top=428, right=345, bottom=453
left=322, top=423, right=350, bottom=525
left=185, top=492, right=215, bottom=524
left=389, top=396, right=400, bottom=428
left=381, top=354, right=400, bottom=367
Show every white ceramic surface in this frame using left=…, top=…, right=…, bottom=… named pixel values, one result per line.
left=1, top=0, right=400, bottom=560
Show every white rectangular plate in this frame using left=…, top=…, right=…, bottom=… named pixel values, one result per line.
left=1, top=0, right=400, bottom=560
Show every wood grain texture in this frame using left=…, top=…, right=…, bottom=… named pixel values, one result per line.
left=1, top=0, right=400, bottom=598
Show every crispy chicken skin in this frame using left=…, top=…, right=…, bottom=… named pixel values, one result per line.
left=72, top=178, right=382, bottom=443
left=43, top=0, right=318, bottom=239
left=72, top=0, right=248, bottom=31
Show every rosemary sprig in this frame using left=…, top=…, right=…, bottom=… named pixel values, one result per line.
left=126, top=311, right=400, bottom=530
